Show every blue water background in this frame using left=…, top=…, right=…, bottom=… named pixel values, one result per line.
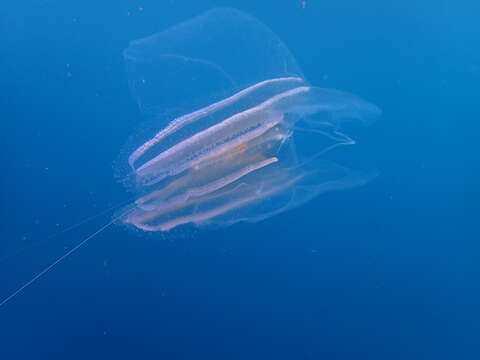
left=1, top=0, right=478, bottom=358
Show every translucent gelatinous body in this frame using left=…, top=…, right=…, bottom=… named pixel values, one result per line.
left=120, top=8, right=381, bottom=231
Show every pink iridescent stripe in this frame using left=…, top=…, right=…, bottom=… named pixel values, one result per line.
left=128, top=77, right=303, bottom=170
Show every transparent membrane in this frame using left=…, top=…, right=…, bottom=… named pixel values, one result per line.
left=120, top=8, right=381, bottom=231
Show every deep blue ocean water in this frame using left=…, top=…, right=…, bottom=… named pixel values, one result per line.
left=1, top=1, right=479, bottom=359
